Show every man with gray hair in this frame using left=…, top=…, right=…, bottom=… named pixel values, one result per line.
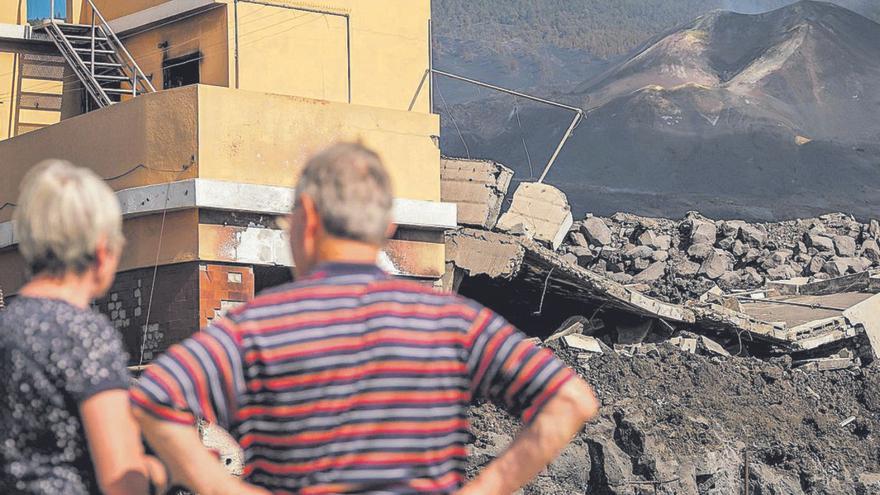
left=133, top=142, right=598, bottom=494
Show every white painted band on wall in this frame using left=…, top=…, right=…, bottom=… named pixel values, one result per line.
left=0, top=178, right=457, bottom=249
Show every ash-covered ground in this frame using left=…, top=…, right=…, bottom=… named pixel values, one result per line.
left=467, top=342, right=880, bottom=495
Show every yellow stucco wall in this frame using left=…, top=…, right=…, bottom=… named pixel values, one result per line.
left=112, top=6, right=230, bottom=91
left=234, top=0, right=431, bottom=113
left=0, top=1, right=26, bottom=140
left=0, top=85, right=200, bottom=223
left=0, top=0, right=25, bottom=23
left=196, top=84, right=440, bottom=201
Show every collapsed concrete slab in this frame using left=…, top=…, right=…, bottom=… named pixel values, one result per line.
left=447, top=227, right=873, bottom=362
left=842, top=292, right=880, bottom=359
left=440, top=158, right=514, bottom=229
left=496, top=182, right=573, bottom=250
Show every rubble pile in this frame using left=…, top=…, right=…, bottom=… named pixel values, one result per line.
left=561, top=212, right=880, bottom=303
left=468, top=341, right=880, bottom=495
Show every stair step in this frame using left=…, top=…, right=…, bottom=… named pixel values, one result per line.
left=102, top=88, right=138, bottom=95
left=94, top=74, right=130, bottom=81
left=65, top=35, right=110, bottom=42
left=89, top=62, right=123, bottom=68
left=74, top=48, right=115, bottom=54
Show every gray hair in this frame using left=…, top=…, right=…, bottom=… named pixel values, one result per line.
left=294, top=143, right=393, bottom=245
left=14, top=160, right=124, bottom=275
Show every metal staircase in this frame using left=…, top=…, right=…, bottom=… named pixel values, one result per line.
left=35, top=0, right=155, bottom=108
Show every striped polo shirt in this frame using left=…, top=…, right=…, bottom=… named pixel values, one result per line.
left=131, top=262, right=575, bottom=494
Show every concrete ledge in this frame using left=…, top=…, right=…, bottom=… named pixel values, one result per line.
left=0, top=179, right=457, bottom=250
left=109, top=0, right=223, bottom=36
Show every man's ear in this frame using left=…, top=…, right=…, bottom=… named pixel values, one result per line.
left=385, top=223, right=398, bottom=240
left=299, top=194, right=321, bottom=236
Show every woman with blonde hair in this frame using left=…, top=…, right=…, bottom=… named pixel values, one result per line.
left=0, top=161, right=166, bottom=494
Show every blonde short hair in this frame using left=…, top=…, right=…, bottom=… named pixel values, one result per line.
left=294, top=143, right=393, bottom=245
left=14, top=160, right=124, bottom=275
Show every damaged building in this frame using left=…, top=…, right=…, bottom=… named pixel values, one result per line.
left=0, top=0, right=453, bottom=363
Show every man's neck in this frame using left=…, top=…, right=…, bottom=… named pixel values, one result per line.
left=316, top=238, right=381, bottom=266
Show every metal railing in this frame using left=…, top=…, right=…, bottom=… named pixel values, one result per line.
left=84, top=0, right=156, bottom=95
left=44, top=0, right=155, bottom=103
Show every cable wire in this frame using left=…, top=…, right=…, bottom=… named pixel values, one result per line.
left=437, top=84, right=470, bottom=159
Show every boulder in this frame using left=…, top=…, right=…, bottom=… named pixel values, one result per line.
left=833, top=235, right=857, bottom=257
left=721, top=220, right=747, bottom=239
left=731, top=240, right=747, bottom=257
left=718, top=271, right=741, bottom=287
left=652, top=250, right=669, bottom=262
left=823, top=259, right=851, bottom=277
left=743, top=267, right=764, bottom=285
left=803, top=231, right=835, bottom=253
left=625, top=245, right=654, bottom=260
left=862, top=239, right=880, bottom=264
left=767, top=265, right=798, bottom=281
left=633, top=261, right=667, bottom=283
left=761, top=250, right=792, bottom=270
left=568, top=231, right=589, bottom=248
left=808, top=255, right=826, bottom=275
left=743, top=248, right=762, bottom=264
left=699, top=250, right=732, bottom=280
left=688, top=219, right=717, bottom=245
left=637, top=230, right=672, bottom=251
left=739, top=224, right=768, bottom=247
left=569, top=246, right=594, bottom=267
left=870, top=219, right=880, bottom=239
left=581, top=217, right=613, bottom=247
left=672, top=260, right=701, bottom=277
left=687, top=243, right=715, bottom=260
left=633, top=258, right=650, bottom=271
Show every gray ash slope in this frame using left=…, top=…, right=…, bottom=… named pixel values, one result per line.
left=442, top=1, right=880, bottom=221
left=467, top=343, right=880, bottom=494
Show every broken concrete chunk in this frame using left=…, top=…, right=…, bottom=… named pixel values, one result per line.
left=568, top=231, right=589, bottom=248
left=667, top=336, right=698, bottom=353
left=496, top=182, right=573, bottom=250
left=672, top=260, right=701, bottom=277
left=803, top=232, right=835, bottom=253
left=721, top=220, right=747, bottom=239
left=440, top=158, right=514, bottom=229
left=581, top=217, right=613, bottom=247
left=808, top=255, right=827, bottom=275
left=699, top=250, right=732, bottom=280
left=687, top=242, right=714, bottom=260
left=652, top=250, right=669, bottom=262
left=739, top=223, right=768, bottom=247
left=761, top=250, right=792, bottom=270
left=625, top=245, right=654, bottom=260
left=823, top=259, right=850, bottom=277
left=843, top=292, right=880, bottom=359
left=870, top=219, right=880, bottom=239
left=699, top=336, right=730, bottom=357
left=633, top=261, right=667, bottom=283
left=834, top=235, right=857, bottom=257
left=568, top=246, right=594, bottom=267
left=861, top=239, right=880, bottom=264
left=562, top=334, right=603, bottom=354
left=689, top=219, right=717, bottom=245
left=545, top=315, right=586, bottom=343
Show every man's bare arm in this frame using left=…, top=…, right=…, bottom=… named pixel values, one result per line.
left=133, top=409, right=270, bottom=495
left=457, top=377, right=599, bottom=495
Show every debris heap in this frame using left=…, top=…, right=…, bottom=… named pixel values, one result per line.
left=561, top=212, right=880, bottom=304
